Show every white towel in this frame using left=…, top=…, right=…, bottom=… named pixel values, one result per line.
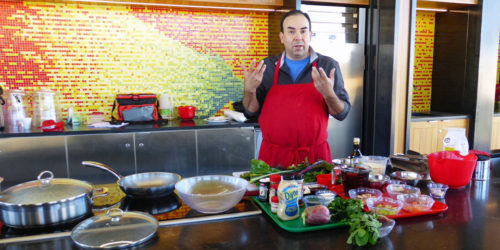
left=224, top=110, right=247, bottom=122
left=88, top=122, right=129, bottom=128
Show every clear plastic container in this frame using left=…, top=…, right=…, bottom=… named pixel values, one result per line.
left=360, top=156, right=390, bottom=175
left=32, top=90, right=62, bottom=127
left=2, top=89, right=28, bottom=130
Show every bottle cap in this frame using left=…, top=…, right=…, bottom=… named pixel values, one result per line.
left=270, top=174, right=282, bottom=183
left=282, top=173, right=295, bottom=180
left=271, top=196, right=279, bottom=202
left=293, top=173, right=304, bottom=180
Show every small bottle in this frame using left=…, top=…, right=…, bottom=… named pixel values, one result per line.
left=259, top=183, right=269, bottom=202
left=349, top=137, right=362, bottom=167
left=271, top=196, right=279, bottom=213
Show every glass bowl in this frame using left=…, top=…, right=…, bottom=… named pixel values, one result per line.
left=378, top=215, right=396, bottom=237
left=397, top=194, right=435, bottom=213
left=366, top=197, right=403, bottom=216
left=386, top=184, right=421, bottom=198
left=427, top=182, right=449, bottom=199
left=175, top=175, right=248, bottom=214
left=303, top=195, right=328, bottom=207
left=315, top=190, right=336, bottom=205
left=368, top=174, right=390, bottom=189
left=390, top=171, right=423, bottom=186
left=348, top=187, right=383, bottom=205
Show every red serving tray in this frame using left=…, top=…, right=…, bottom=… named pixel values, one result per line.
left=329, top=185, right=448, bottom=219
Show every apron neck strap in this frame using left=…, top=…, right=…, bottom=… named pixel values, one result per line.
left=273, top=57, right=317, bottom=86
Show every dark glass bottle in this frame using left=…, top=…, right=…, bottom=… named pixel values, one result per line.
left=349, top=137, right=362, bottom=166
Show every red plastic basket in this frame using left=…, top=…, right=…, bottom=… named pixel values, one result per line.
left=427, top=151, right=477, bottom=189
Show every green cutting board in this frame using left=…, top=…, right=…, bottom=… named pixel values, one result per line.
left=252, top=197, right=347, bottom=233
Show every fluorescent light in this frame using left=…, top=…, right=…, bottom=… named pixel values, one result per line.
left=66, top=0, right=277, bottom=12
left=416, top=7, right=448, bottom=12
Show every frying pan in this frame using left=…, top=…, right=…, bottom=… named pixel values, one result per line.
left=82, top=161, right=180, bottom=198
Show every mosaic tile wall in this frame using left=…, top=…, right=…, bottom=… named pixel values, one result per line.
left=412, top=11, right=435, bottom=112
left=0, top=0, right=269, bottom=120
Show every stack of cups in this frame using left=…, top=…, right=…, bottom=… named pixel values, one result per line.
left=159, top=94, right=174, bottom=120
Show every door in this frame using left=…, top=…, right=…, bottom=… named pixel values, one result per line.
left=66, top=133, right=135, bottom=184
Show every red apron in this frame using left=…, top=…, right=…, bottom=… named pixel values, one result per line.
left=258, top=57, right=332, bottom=168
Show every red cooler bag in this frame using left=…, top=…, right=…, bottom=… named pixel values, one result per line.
left=112, top=94, right=159, bottom=122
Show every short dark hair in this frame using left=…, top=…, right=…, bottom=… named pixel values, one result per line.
left=280, top=10, right=312, bottom=32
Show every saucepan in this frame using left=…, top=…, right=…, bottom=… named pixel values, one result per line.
left=0, top=171, right=107, bottom=229
left=82, top=161, right=180, bottom=198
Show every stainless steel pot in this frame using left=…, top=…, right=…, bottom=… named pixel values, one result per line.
left=0, top=171, right=107, bottom=229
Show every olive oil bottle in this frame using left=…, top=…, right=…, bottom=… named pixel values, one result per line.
left=349, top=137, right=362, bottom=167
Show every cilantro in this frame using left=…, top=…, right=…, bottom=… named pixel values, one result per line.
left=328, top=197, right=382, bottom=247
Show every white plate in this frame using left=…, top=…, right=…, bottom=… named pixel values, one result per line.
left=205, top=116, right=230, bottom=123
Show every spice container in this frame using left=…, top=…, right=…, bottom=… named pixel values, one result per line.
left=271, top=196, right=279, bottom=213
left=269, top=174, right=281, bottom=203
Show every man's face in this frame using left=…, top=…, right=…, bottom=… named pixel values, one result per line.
left=280, top=14, right=312, bottom=60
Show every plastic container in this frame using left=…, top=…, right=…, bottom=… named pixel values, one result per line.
left=366, top=197, right=403, bottom=216
left=360, top=156, right=390, bottom=175
left=427, top=182, right=449, bottom=199
left=397, top=194, right=435, bottom=213
left=427, top=151, right=478, bottom=189
left=348, top=187, right=383, bottom=205
left=159, top=94, right=174, bottom=120
left=178, top=106, right=196, bottom=120
left=302, top=195, right=327, bottom=207
left=2, top=89, right=28, bottom=130
left=32, top=90, right=62, bottom=127
left=315, top=190, right=336, bottom=205
left=386, top=184, right=420, bottom=198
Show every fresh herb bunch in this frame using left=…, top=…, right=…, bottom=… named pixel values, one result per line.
left=328, top=197, right=382, bottom=247
left=240, top=159, right=334, bottom=184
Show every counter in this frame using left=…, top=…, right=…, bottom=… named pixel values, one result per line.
left=3, top=178, right=500, bottom=249
left=0, top=119, right=259, bottom=138
left=411, top=111, right=469, bottom=122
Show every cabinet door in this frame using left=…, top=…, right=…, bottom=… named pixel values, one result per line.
left=437, top=119, right=469, bottom=151
left=491, top=117, right=500, bottom=150
left=0, top=136, right=67, bottom=189
left=66, top=134, right=135, bottom=184
left=409, top=121, right=439, bottom=155
left=197, top=128, right=254, bottom=175
left=135, top=131, right=197, bottom=178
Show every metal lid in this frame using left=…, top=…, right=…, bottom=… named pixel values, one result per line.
left=71, top=208, right=158, bottom=249
left=0, top=171, right=92, bottom=206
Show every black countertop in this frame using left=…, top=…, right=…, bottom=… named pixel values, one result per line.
left=0, top=119, right=259, bottom=138
left=3, top=177, right=500, bottom=249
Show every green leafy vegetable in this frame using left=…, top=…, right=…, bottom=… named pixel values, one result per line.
left=328, top=197, right=382, bottom=247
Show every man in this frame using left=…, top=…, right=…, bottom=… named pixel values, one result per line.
left=242, top=10, right=350, bottom=168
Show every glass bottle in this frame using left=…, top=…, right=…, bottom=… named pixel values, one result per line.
left=349, top=137, right=362, bottom=167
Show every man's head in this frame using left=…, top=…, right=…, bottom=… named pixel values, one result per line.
left=280, top=10, right=312, bottom=60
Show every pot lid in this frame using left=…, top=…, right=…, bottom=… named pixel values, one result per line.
left=0, top=171, right=92, bottom=206
left=71, top=208, right=158, bottom=249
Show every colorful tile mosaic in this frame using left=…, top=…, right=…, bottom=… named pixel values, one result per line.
left=412, top=11, right=435, bottom=112
left=0, top=1, right=269, bottom=120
